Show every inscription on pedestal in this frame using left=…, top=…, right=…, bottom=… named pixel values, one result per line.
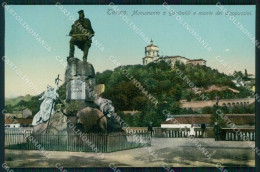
left=71, top=79, right=86, bottom=100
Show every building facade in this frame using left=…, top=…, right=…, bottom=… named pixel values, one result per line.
left=156, top=56, right=190, bottom=66
left=142, top=40, right=206, bottom=67
left=186, top=59, right=206, bottom=66
left=143, top=40, right=159, bottom=65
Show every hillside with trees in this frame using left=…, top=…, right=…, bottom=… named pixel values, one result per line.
left=5, top=61, right=254, bottom=126
left=5, top=94, right=33, bottom=106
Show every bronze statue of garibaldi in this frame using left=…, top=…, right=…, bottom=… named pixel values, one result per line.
left=69, top=10, right=95, bottom=61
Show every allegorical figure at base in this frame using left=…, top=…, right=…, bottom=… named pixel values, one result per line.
left=69, top=10, right=95, bottom=61
left=32, top=77, right=60, bottom=126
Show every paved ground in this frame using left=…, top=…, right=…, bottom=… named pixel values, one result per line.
left=5, top=138, right=255, bottom=167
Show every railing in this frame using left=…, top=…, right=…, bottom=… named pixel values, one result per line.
left=124, top=127, right=213, bottom=138
left=124, top=127, right=255, bottom=141
left=124, top=127, right=153, bottom=135
left=163, top=128, right=211, bottom=138
left=221, top=128, right=255, bottom=141
left=4, top=131, right=151, bottom=152
left=5, top=127, right=255, bottom=149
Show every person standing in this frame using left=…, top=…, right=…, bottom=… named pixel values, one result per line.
left=189, top=124, right=195, bottom=137
left=201, top=123, right=206, bottom=138
left=147, top=122, right=153, bottom=137
left=214, top=122, right=221, bottom=141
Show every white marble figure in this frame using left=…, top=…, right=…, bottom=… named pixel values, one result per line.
left=32, top=80, right=59, bottom=126
left=94, top=97, right=114, bottom=118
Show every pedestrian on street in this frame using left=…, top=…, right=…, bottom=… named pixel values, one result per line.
left=147, top=122, right=153, bottom=137
left=189, top=124, right=195, bottom=137
left=214, top=122, right=221, bottom=141
left=201, top=123, right=206, bottom=138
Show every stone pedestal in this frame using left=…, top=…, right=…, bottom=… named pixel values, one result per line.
left=65, top=57, right=97, bottom=114
left=32, top=111, right=68, bottom=135
left=67, top=116, right=77, bottom=134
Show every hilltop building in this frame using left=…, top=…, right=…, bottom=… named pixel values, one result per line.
left=186, top=59, right=206, bottom=66
left=142, top=40, right=206, bottom=67
left=142, top=40, right=159, bottom=65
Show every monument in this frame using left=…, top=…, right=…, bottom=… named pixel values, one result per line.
left=65, top=10, right=122, bottom=133
left=64, top=9, right=97, bottom=133
left=66, top=9, right=96, bottom=108
left=12, top=10, right=151, bottom=154
left=32, top=10, right=123, bottom=134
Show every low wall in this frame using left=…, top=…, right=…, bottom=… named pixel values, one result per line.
left=124, top=127, right=255, bottom=141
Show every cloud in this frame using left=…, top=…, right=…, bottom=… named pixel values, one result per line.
left=225, top=49, right=229, bottom=52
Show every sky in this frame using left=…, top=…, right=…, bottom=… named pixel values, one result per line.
left=4, top=5, right=255, bottom=98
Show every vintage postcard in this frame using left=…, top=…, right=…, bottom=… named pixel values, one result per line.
left=1, top=1, right=258, bottom=171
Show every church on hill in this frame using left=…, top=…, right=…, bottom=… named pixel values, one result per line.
left=142, top=40, right=206, bottom=67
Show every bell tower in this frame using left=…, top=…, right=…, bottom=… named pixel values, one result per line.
left=143, top=40, right=159, bottom=65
